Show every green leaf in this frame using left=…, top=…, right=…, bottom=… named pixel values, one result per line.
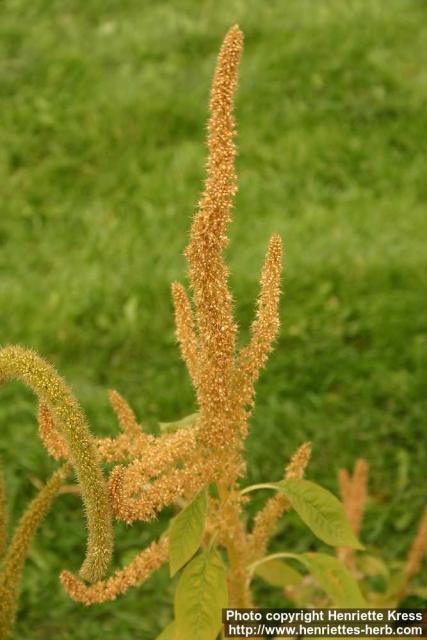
left=160, top=413, right=199, bottom=434
left=155, top=622, right=176, bottom=640
left=244, top=479, right=363, bottom=549
left=169, top=491, right=207, bottom=577
left=254, top=558, right=303, bottom=589
left=174, top=548, right=228, bottom=640
left=250, top=552, right=367, bottom=607
left=300, top=552, right=367, bottom=607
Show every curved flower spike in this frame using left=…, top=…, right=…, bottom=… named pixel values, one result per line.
left=61, top=536, right=169, bottom=605
left=0, top=346, right=113, bottom=582
left=0, top=464, right=70, bottom=639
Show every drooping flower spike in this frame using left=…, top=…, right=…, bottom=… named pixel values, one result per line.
left=0, top=346, right=113, bottom=583
left=0, top=464, right=71, bottom=638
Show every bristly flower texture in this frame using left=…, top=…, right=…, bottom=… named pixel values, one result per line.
left=337, top=458, right=369, bottom=572
left=0, top=347, right=114, bottom=638
left=0, top=346, right=113, bottom=584
left=60, top=24, right=298, bottom=610
left=0, top=26, right=425, bottom=635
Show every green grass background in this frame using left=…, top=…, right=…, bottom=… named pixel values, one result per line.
left=1, top=0, right=426, bottom=637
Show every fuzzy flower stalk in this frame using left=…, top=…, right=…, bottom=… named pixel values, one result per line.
left=172, top=24, right=286, bottom=606
left=398, top=506, right=427, bottom=600
left=62, top=25, right=302, bottom=615
left=0, top=346, right=113, bottom=582
left=0, top=464, right=71, bottom=639
left=337, top=458, right=368, bottom=571
left=175, top=24, right=284, bottom=466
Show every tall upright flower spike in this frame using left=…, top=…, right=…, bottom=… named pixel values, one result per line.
left=109, top=389, right=143, bottom=439
left=0, top=346, right=113, bottom=582
left=337, top=458, right=368, bottom=536
left=337, top=458, right=368, bottom=570
left=0, top=462, right=7, bottom=558
left=184, top=25, right=243, bottom=450
left=237, top=234, right=283, bottom=415
left=404, top=506, right=427, bottom=582
left=249, top=442, right=312, bottom=561
left=171, top=282, right=199, bottom=388
left=0, top=464, right=70, bottom=639
left=348, top=458, right=368, bottom=535
left=60, top=536, right=169, bottom=605
left=337, top=468, right=351, bottom=505
left=54, top=25, right=284, bottom=619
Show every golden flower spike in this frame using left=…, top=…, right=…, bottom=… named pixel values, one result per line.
left=61, top=24, right=284, bottom=619
left=171, top=282, right=199, bottom=388
left=237, top=233, right=283, bottom=417
left=61, top=536, right=169, bottom=605
left=404, top=506, right=427, bottom=584
left=95, top=390, right=154, bottom=464
left=249, top=442, right=312, bottom=561
left=109, top=443, right=206, bottom=524
left=38, top=402, right=69, bottom=461
left=184, top=25, right=243, bottom=452
left=0, top=464, right=71, bottom=639
left=0, top=346, right=113, bottom=582
left=177, top=24, right=283, bottom=483
left=108, top=389, right=143, bottom=439
left=337, top=458, right=368, bottom=571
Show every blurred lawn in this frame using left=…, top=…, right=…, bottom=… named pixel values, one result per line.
left=1, top=0, right=427, bottom=637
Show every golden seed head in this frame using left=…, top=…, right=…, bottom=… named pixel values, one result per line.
left=171, top=282, right=199, bottom=387
left=38, top=402, right=69, bottom=460
left=109, top=390, right=143, bottom=439
left=60, top=536, right=169, bottom=605
left=405, top=506, right=427, bottom=580
left=249, top=442, right=311, bottom=561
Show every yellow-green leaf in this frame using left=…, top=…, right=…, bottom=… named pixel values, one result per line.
left=160, top=413, right=199, bottom=434
left=276, top=479, right=363, bottom=549
left=300, top=552, right=367, bottom=606
left=174, top=548, right=228, bottom=640
left=156, top=621, right=176, bottom=639
left=169, top=491, right=207, bottom=576
left=254, top=558, right=303, bottom=589
left=250, top=551, right=366, bottom=607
